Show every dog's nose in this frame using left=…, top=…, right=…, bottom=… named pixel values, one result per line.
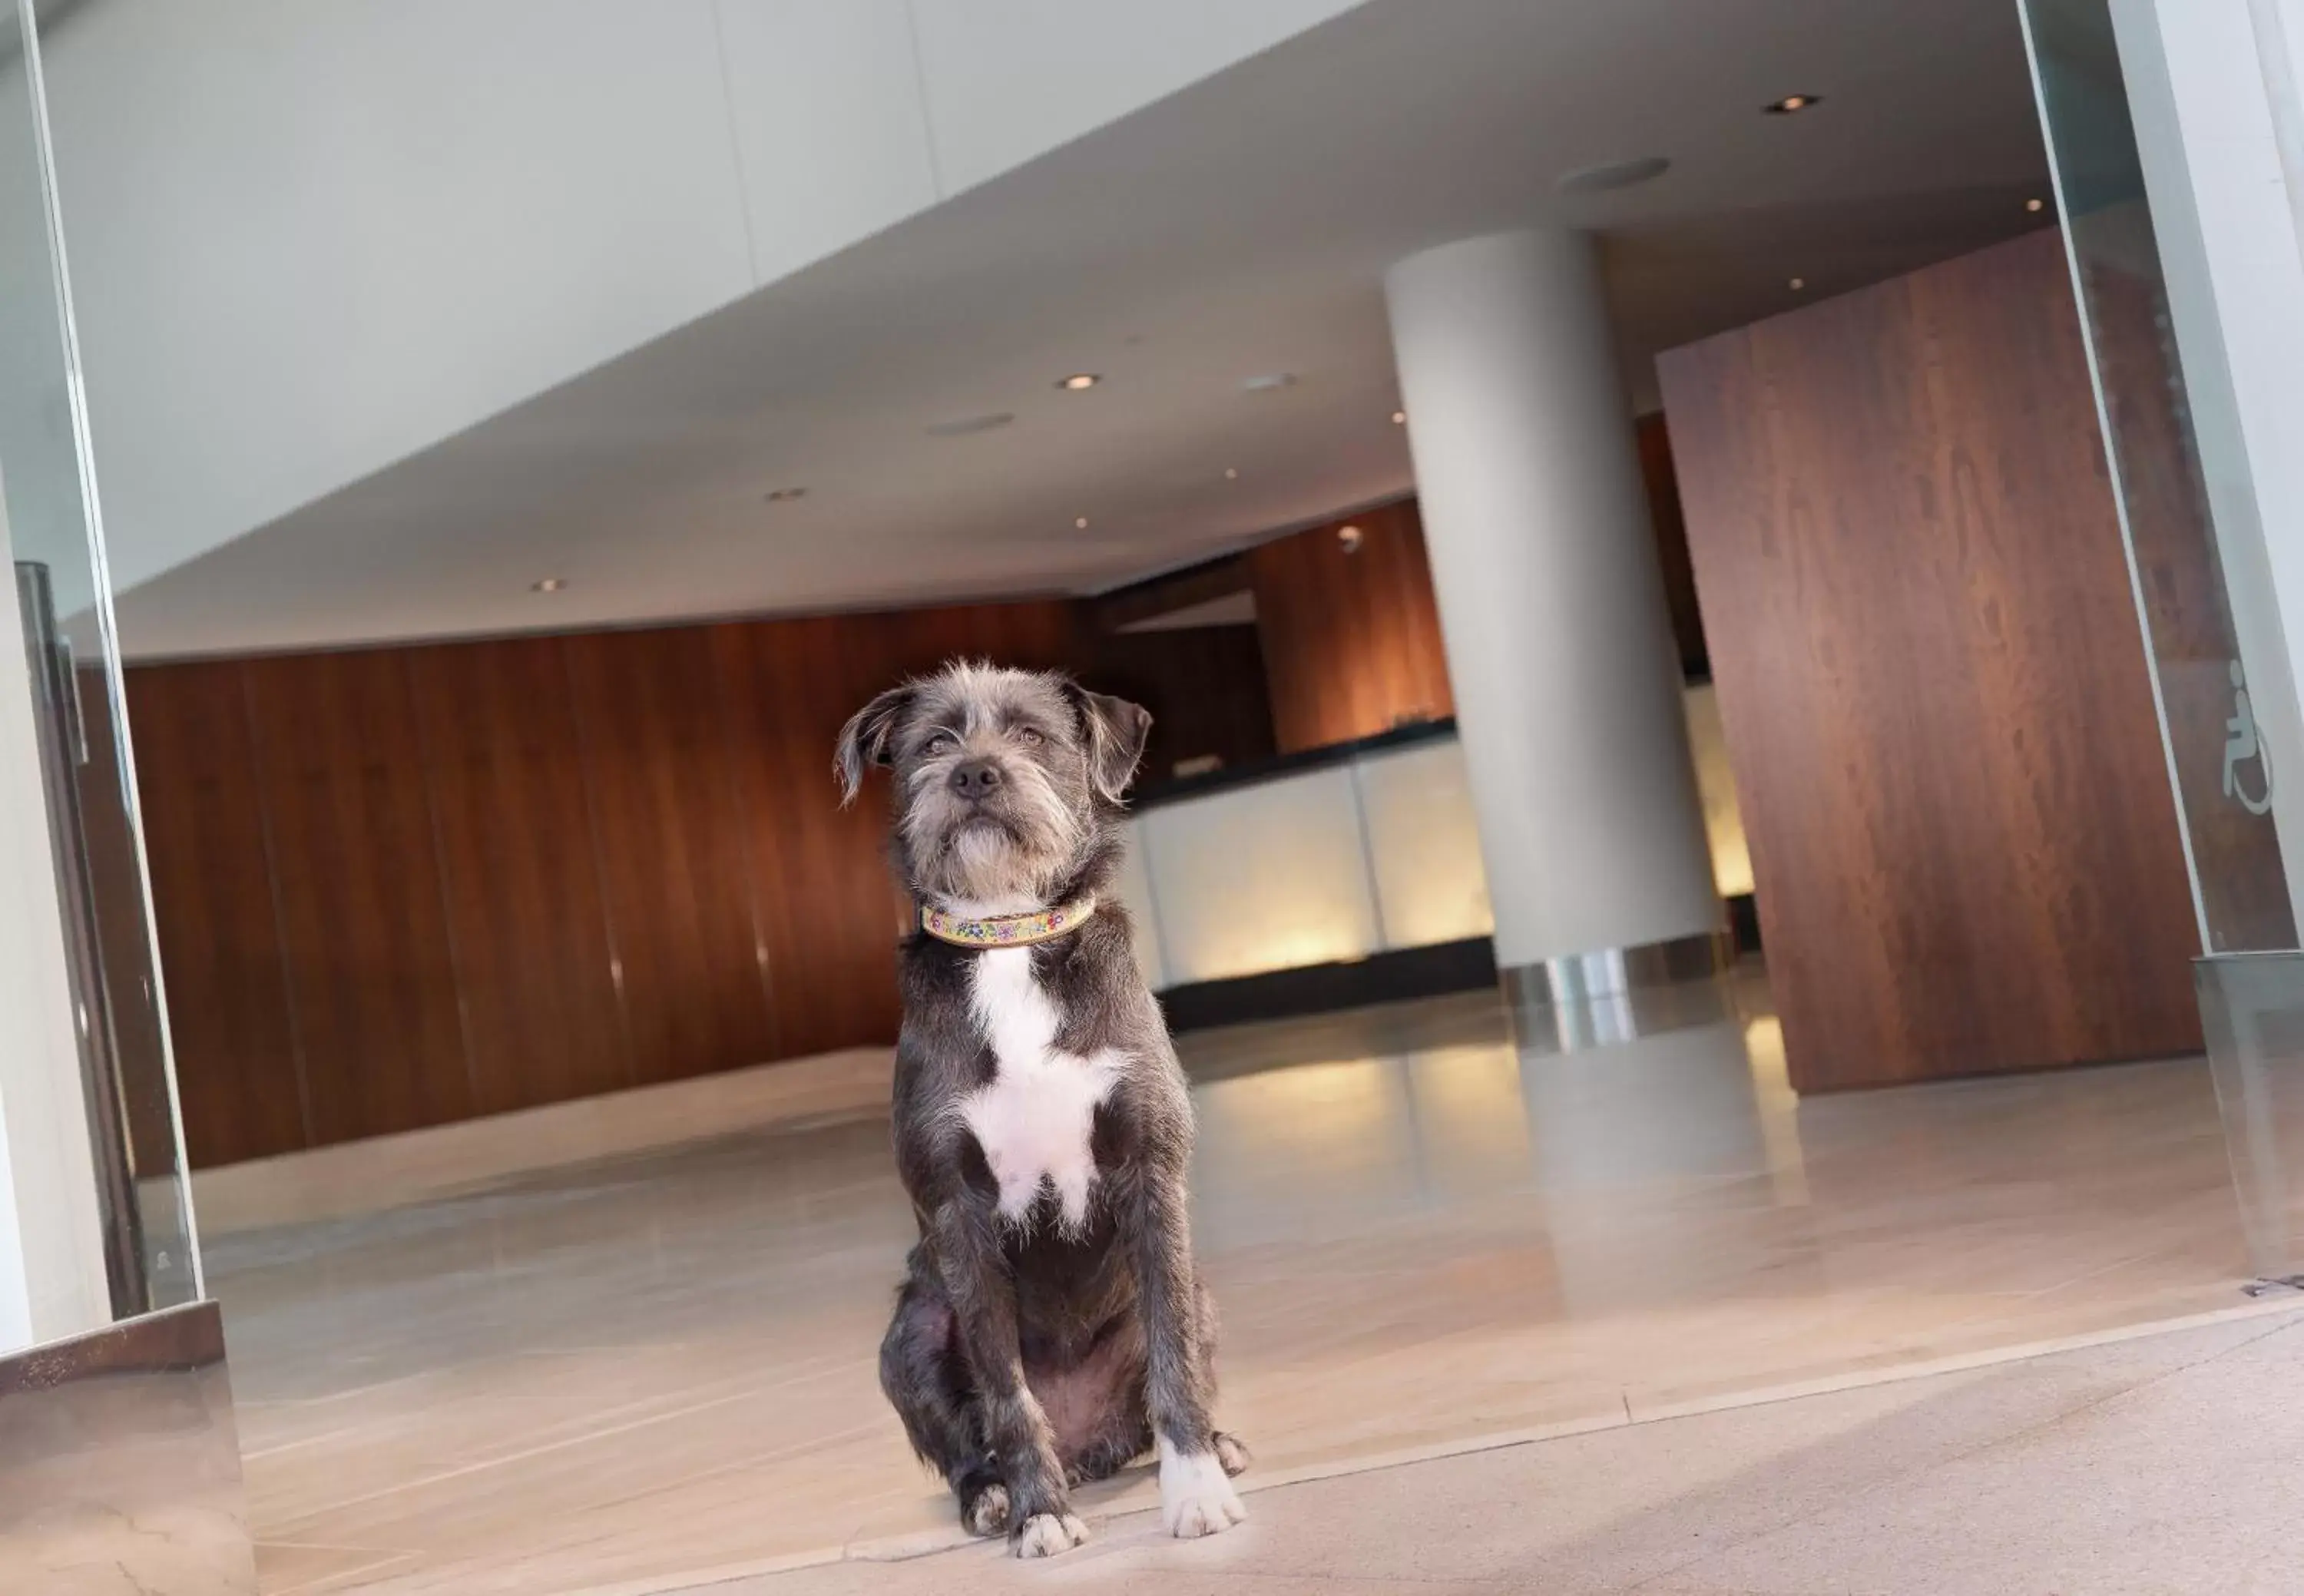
left=948, top=760, right=1003, bottom=800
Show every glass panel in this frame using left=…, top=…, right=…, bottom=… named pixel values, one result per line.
left=1354, top=739, right=1491, bottom=949
left=0, top=0, right=199, bottom=1332
left=2021, top=0, right=2296, bottom=954
left=1137, top=763, right=1381, bottom=985
left=2196, top=952, right=2304, bottom=1279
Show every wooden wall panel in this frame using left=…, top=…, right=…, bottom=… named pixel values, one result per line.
left=128, top=596, right=1111, bottom=1164
left=1091, top=624, right=1276, bottom=783
left=1658, top=227, right=2201, bottom=1091
left=1247, top=499, right=1455, bottom=754
left=713, top=614, right=910, bottom=1061
left=240, top=651, right=472, bottom=1141
left=563, top=626, right=773, bottom=1085
left=407, top=636, right=632, bottom=1114
left=72, top=666, right=192, bottom=1175
left=124, top=663, right=308, bottom=1167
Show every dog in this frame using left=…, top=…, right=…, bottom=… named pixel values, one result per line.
left=836, top=661, right=1249, bottom=1558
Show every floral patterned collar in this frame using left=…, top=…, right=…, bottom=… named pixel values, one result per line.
left=919, top=896, right=1097, bottom=950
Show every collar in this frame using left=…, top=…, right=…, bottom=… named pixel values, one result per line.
left=919, top=896, right=1097, bottom=950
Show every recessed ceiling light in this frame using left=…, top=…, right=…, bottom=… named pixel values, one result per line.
left=763, top=486, right=807, bottom=502
left=1558, top=155, right=1671, bottom=195
left=532, top=578, right=568, bottom=594
left=2026, top=197, right=2046, bottom=213
left=1789, top=276, right=1807, bottom=290
left=1765, top=94, right=1821, bottom=115
left=925, top=412, right=1015, bottom=437
left=1337, top=525, right=1366, bottom=553
left=1391, top=409, right=1408, bottom=425
left=1241, top=373, right=1296, bottom=392
left=1058, top=373, right=1100, bottom=391
left=1224, top=467, right=1240, bottom=480
left=1074, top=515, right=1090, bottom=529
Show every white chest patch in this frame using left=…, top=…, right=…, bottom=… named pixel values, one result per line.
left=954, top=949, right=1124, bottom=1230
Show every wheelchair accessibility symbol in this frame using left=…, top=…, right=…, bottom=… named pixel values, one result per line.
left=2225, top=659, right=2274, bottom=817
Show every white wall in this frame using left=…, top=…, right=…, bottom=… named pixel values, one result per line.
left=34, top=0, right=1366, bottom=599
left=906, top=0, right=1373, bottom=194
left=0, top=477, right=114, bottom=1356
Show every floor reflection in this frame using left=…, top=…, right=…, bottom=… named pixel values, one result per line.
left=209, top=978, right=2253, bottom=1595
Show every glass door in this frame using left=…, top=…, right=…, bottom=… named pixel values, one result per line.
left=1, top=0, right=199, bottom=1349
left=2021, top=0, right=2304, bottom=1282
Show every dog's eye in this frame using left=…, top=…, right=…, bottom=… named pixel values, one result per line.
left=1016, top=727, right=1044, bottom=747
left=923, top=733, right=955, bottom=756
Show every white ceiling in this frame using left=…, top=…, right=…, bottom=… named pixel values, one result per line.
left=116, top=0, right=2054, bottom=659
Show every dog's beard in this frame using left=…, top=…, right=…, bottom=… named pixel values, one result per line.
left=903, top=759, right=1084, bottom=908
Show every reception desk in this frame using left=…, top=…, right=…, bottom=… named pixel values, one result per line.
left=1112, top=723, right=1493, bottom=1005
left=1112, top=694, right=1751, bottom=1024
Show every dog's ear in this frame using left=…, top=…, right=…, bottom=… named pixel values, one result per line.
left=833, top=684, right=915, bottom=806
left=1067, top=684, right=1153, bottom=804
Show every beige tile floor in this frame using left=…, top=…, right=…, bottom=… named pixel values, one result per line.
left=207, top=983, right=2265, bottom=1595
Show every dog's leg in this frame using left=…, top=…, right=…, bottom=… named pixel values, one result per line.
left=929, top=1202, right=1088, bottom=1558
left=1132, top=1166, right=1247, bottom=1539
left=1196, top=1280, right=1253, bottom=1478
left=878, top=1270, right=1009, bottom=1536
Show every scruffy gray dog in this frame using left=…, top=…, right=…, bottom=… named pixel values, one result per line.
left=836, top=661, right=1249, bottom=1558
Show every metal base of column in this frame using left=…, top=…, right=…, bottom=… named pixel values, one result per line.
left=1501, top=930, right=1735, bottom=1052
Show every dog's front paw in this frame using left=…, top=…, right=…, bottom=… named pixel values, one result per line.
left=1160, top=1442, right=1248, bottom=1539
left=1011, top=1512, right=1090, bottom=1558
left=961, top=1481, right=1011, bottom=1538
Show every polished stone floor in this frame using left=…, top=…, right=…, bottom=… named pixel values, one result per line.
left=207, top=982, right=2263, bottom=1595
left=727, top=1300, right=2304, bottom=1595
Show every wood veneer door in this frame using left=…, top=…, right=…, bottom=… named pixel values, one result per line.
left=240, top=651, right=474, bottom=1143
left=407, top=635, right=632, bottom=1114
left=1658, top=227, right=2200, bottom=1091
left=564, top=626, right=773, bottom=1083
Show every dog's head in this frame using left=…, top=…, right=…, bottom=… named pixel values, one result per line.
left=835, top=661, right=1151, bottom=910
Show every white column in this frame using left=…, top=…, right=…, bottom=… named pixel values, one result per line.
left=2102, top=0, right=2304, bottom=935
left=0, top=477, right=111, bottom=1355
left=1384, top=228, right=1720, bottom=972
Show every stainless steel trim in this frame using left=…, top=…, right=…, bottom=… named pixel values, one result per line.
left=1501, top=930, right=1734, bottom=1051
left=0, top=1300, right=254, bottom=1591
left=18, top=559, right=146, bottom=1320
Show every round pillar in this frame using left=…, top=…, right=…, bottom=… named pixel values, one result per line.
left=1385, top=228, right=1721, bottom=997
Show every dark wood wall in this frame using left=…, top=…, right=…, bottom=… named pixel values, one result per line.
left=1091, top=624, right=1278, bottom=781
left=129, top=601, right=1081, bottom=1168
left=1246, top=500, right=1457, bottom=753
left=1658, top=227, right=2202, bottom=1091
left=1237, top=462, right=1706, bottom=755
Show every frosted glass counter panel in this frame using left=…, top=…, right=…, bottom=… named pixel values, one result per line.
left=1109, top=818, right=1166, bottom=992
left=1354, top=739, right=1492, bottom=948
left=1138, top=766, right=1380, bottom=985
